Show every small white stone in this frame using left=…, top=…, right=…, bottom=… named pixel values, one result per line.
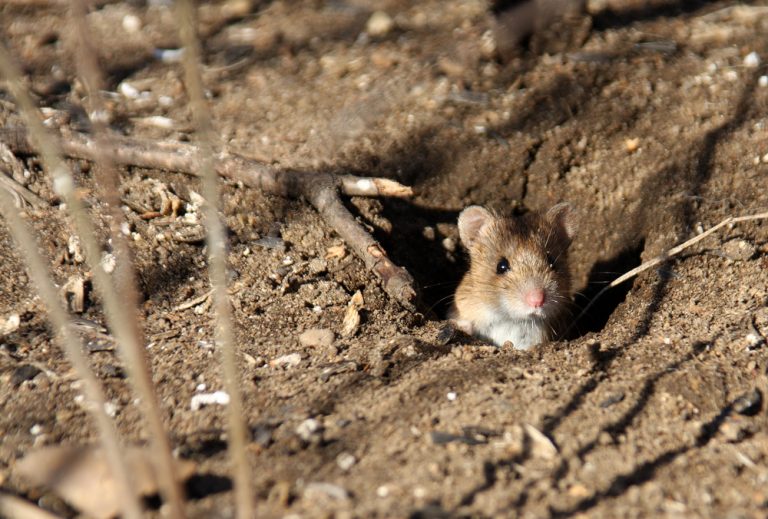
left=336, top=452, right=356, bottom=471
left=724, top=70, right=739, bottom=82
left=2, top=313, right=20, bottom=334
left=762, top=153, right=768, bottom=163
left=743, top=51, right=760, bottom=68
left=296, top=418, right=322, bottom=441
left=759, top=76, right=768, bottom=88
left=30, top=424, right=43, bottom=435
left=447, top=391, right=458, bottom=401
left=118, top=82, right=140, bottom=99
left=376, top=485, right=390, bottom=498
left=122, top=14, right=142, bottom=33
left=196, top=383, right=207, bottom=392
left=366, top=11, right=394, bottom=37
left=103, top=401, right=118, bottom=418
left=269, top=353, right=302, bottom=368
left=663, top=337, right=672, bottom=345
left=155, top=48, right=185, bottom=63
left=101, top=252, right=117, bottom=274
left=190, top=390, right=230, bottom=411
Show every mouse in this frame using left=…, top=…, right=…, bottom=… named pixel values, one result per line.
left=449, top=203, right=576, bottom=350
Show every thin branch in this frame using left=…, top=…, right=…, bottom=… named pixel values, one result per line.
left=1, top=128, right=413, bottom=197
left=570, top=211, right=768, bottom=333
left=2, top=127, right=419, bottom=310
left=176, top=1, right=253, bottom=518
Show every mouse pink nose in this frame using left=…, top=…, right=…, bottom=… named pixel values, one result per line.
left=524, top=288, right=545, bottom=308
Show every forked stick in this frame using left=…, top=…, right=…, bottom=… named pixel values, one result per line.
left=3, top=128, right=419, bottom=310
left=570, top=211, right=768, bottom=333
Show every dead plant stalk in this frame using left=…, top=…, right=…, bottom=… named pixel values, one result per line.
left=176, top=1, right=253, bottom=517
left=0, top=148, right=142, bottom=519
left=0, top=38, right=186, bottom=519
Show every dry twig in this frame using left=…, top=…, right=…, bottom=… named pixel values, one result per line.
left=570, top=211, right=768, bottom=333
left=3, top=128, right=419, bottom=310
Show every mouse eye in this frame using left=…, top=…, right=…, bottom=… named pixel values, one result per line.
left=546, top=251, right=556, bottom=268
left=496, top=257, right=510, bottom=274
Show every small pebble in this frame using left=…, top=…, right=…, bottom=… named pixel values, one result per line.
left=118, top=82, right=141, bottom=99
left=304, top=482, right=349, bottom=501
left=269, top=353, right=302, bottom=368
left=299, top=328, right=335, bottom=348
left=524, top=423, right=558, bottom=459
left=366, top=11, right=394, bottom=37
left=190, top=391, right=230, bottom=411
left=254, top=236, right=285, bottom=251
left=759, top=76, right=768, bottom=88
left=336, top=452, right=356, bottom=471
left=296, top=418, right=323, bottom=442
left=103, top=402, right=118, bottom=418
left=599, top=392, right=625, bottom=408
left=722, top=239, right=756, bottom=261
left=625, top=137, right=640, bottom=153
left=251, top=423, right=273, bottom=447
left=446, top=391, right=457, bottom=401
left=122, top=14, right=142, bottom=33
left=11, top=365, right=42, bottom=387
left=1, top=313, right=20, bottom=335
left=733, top=389, right=762, bottom=416
left=436, top=324, right=455, bottom=345
left=442, top=237, right=456, bottom=252
left=30, top=424, right=43, bottom=436
left=743, top=51, right=760, bottom=68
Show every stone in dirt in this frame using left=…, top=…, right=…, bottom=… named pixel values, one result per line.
left=299, top=328, right=335, bottom=348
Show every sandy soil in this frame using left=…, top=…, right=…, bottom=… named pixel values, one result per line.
left=1, top=0, right=767, bottom=517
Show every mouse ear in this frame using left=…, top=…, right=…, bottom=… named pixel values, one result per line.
left=547, top=203, right=576, bottom=241
left=458, top=206, right=493, bottom=248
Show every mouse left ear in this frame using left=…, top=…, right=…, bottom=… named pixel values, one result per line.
left=547, top=203, right=576, bottom=241
left=458, top=205, right=493, bottom=248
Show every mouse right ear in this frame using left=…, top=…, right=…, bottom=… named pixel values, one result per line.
left=458, top=206, right=493, bottom=248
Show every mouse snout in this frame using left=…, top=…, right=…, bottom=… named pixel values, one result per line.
left=524, top=288, right=546, bottom=308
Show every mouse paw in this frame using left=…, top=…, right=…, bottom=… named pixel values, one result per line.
left=450, top=318, right=474, bottom=336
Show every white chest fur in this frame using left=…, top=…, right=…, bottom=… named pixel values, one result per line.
left=473, top=316, right=548, bottom=350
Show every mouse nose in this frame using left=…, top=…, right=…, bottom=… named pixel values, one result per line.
left=524, top=288, right=545, bottom=308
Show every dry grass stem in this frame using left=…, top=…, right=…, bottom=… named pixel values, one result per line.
left=571, top=211, right=768, bottom=333
left=0, top=148, right=142, bottom=519
left=67, top=1, right=188, bottom=516
left=176, top=1, right=254, bottom=517
left=0, top=39, right=185, bottom=518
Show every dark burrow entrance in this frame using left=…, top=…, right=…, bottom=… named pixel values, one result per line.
left=377, top=198, right=645, bottom=342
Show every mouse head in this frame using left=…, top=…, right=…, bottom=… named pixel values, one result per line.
left=457, top=203, right=576, bottom=320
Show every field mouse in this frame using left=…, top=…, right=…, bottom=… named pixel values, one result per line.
left=450, top=203, right=575, bottom=349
